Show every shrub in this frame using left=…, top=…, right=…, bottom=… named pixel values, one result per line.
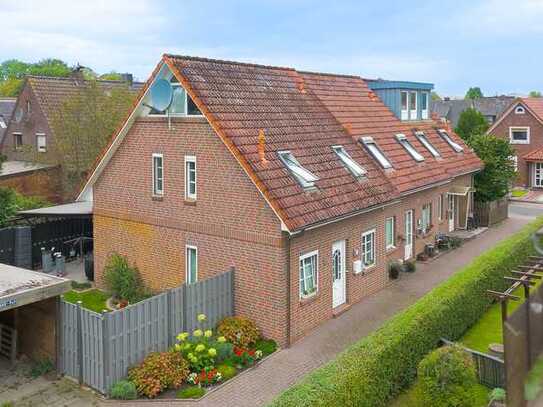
left=217, top=363, right=237, bottom=381
left=388, top=261, right=401, bottom=279
left=29, top=358, right=54, bottom=378
left=103, top=253, right=147, bottom=303
left=128, top=352, right=189, bottom=398
left=255, top=338, right=277, bottom=356
left=450, top=236, right=463, bottom=249
left=403, top=259, right=416, bottom=273
left=109, top=380, right=138, bottom=400
left=217, top=316, right=260, bottom=348
left=490, top=388, right=506, bottom=402
left=270, top=217, right=543, bottom=407
left=71, top=281, right=92, bottom=290
left=177, top=385, right=206, bottom=399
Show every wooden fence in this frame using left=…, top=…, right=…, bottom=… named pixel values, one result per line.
left=59, top=270, right=235, bottom=394
left=473, top=197, right=508, bottom=227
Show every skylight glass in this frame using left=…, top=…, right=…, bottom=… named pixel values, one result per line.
left=360, top=137, right=392, bottom=169
left=438, top=129, right=463, bottom=153
left=396, top=134, right=424, bottom=162
left=278, top=151, right=319, bottom=189
left=332, top=146, right=367, bottom=178
left=415, top=131, right=440, bottom=158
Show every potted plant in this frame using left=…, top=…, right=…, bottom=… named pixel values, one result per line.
left=388, top=261, right=402, bottom=280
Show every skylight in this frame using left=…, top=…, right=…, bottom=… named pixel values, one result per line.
left=332, top=146, right=367, bottom=178
left=278, top=151, right=319, bottom=189
left=360, top=137, right=392, bottom=169
left=415, top=131, right=440, bottom=158
left=438, top=129, right=463, bottom=153
left=396, top=134, right=424, bottom=162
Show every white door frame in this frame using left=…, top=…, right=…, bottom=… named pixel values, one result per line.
left=332, top=240, right=346, bottom=308
left=535, top=163, right=543, bottom=188
left=448, top=194, right=455, bottom=232
left=404, top=210, right=413, bottom=260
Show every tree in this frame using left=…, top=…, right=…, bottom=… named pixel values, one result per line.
left=0, top=187, right=50, bottom=227
left=470, top=135, right=516, bottom=202
left=455, top=108, right=489, bottom=144
left=431, top=91, right=442, bottom=101
left=529, top=91, right=542, bottom=98
left=99, top=71, right=123, bottom=81
left=465, top=87, right=483, bottom=99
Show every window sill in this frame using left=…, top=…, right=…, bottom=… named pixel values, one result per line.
left=354, top=264, right=375, bottom=275
left=299, top=292, right=319, bottom=305
left=151, top=195, right=164, bottom=201
left=184, top=199, right=197, bottom=206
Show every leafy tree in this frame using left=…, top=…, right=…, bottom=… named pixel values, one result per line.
left=0, top=77, right=24, bottom=97
left=529, top=90, right=542, bottom=98
left=465, top=87, right=483, bottom=99
left=470, top=134, right=516, bottom=202
left=455, top=108, right=489, bottom=144
left=431, top=91, right=442, bottom=101
left=99, top=72, right=123, bottom=81
left=0, top=187, right=50, bottom=227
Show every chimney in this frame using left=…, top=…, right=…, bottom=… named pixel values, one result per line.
left=120, top=73, right=133, bottom=86
left=258, top=129, right=267, bottom=163
left=297, top=77, right=305, bottom=93
left=342, top=123, right=353, bottom=135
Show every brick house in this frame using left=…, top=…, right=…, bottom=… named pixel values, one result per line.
left=78, top=55, right=482, bottom=346
left=487, top=98, right=543, bottom=188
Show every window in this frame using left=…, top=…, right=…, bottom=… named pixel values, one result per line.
left=299, top=250, right=318, bottom=298
left=396, top=134, right=424, bottom=162
left=332, top=145, right=367, bottom=178
left=510, top=155, right=518, bottom=172
left=278, top=151, right=319, bottom=189
left=421, top=92, right=429, bottom=119
left=149, top=75, right=202, bottom=116
left=152, top=153, right=164, bottom=196
left=187, top=96, right=202, bottom=116
left=185, top=155, right=197, bottom=200
left=361, top=229, right=376, bottom=268
left=13, top=133, right=22, bottom=151
left=360, top=137, right=392, bottom=169
left=186, top=245, right=198, bottom=284
left=438, top=129, right=464, bottom=152
left=515, top=105, right=525, bottom=114
left=409, top=91, right=417, bottom=120
left=415, top=131, right=440, bottom=157
left=438, top=194, right=444, bottom=221
left=400, top=91, right=409, bottom=120
left=26, top=100, right=31, bottom=115
left=36, top=133, right=46, bottom=153
left=509, top=127, right=530, bottom=144
left=421, top=203, right=432, bottom=232
left=385, top=217, right=395, bottom=249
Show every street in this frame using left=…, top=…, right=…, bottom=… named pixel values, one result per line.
left=510, top=202, right=543, bottom=219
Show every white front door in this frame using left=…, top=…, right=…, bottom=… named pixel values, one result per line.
left=332, top=240, right=346, bottom=308
left=404, top=210, right=413, bottom=260
left=535, top=163, right=543, bottom=187
left=448, top=194, right=455, bottom=232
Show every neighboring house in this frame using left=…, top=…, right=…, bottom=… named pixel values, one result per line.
left=77, top=55, right=482, bottom=346
left=487, top=98, right=543, bottom=188
left=0, top=97, right=16, bottom=148
left=0, top=70, right=141, bottom=202
left=432, top=96, right=515, bottom=128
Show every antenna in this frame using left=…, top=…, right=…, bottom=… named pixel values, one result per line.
left=145, top=79, right=173, bottom=112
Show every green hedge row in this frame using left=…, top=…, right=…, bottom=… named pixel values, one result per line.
left=270, top=218, right=543, bottom=407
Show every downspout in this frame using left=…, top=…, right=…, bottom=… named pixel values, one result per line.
left=285, top=231, right=292, bottom=347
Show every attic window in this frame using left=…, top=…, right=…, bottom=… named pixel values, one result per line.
left=415, top=131, right=440, bottom=158
left=396, top=134, right=424, bottom=162
left=437, top=129, right=463, bottom=153
left=332, top=145, right=367, bottom=178
left=149, top=75, right=202, bottom=116
left=515, top=105, right=525, bottom=114
left=278, top=151, right=319, bottom=189
left=360, top=137, right=392, bottom=169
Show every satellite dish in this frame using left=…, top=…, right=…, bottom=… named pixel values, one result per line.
left=148, top=79, right=173, bottom=112
left=14, top=107, right=23, bottom=123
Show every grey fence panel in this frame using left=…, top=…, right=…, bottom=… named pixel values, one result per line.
left=0, top=227, right=15, bottom=265
left=59, top=301, right=80, bottom=379
left=81, top=310, right=105, bottom=393
left=169, top=285, right=185, bottom=343
left=13, top=226, right=32, bottom=269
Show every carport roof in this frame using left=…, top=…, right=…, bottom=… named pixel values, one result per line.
left=18, top=201, right=92, bottom=217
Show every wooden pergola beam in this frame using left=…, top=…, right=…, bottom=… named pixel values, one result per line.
left=504, top=276, right=536, bottom=285
left=511, top=270, right=542, bottom=279
left=487, top=289, right=521, bottom=301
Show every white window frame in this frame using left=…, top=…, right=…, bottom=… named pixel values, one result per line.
left=361, top=229, right=376, bottom=269
left=415, top=131, right=440, bottom=157
left=361, top=137, right=392, bottom=169
left=409, top=91, right=417, bottom=120
left=509, top=126, right=530, bottom=144
left=299, top=250, right=319, bottom=298
left=400, top=91, right=409, bottom=120
left=36, top=133, right=46, bottom=153
left=148, top=74, right=202, bottom=117
left=510, top=155, right=518, bottom=172
left=13, top=132, right=23, bottom=151
left=421, top=92, right=429, bottom=119
left=438, top=129, right=464, bottom=152
left=421, top=203, right=432, bottom=232
left=184, top=155, right=197, bottom=200
left=332, top=145, right=367, bottom=178
left=515, top=105, right=525, bottom=115
left=385, top=217, right=395, bottom=250
left=396, top=134, right=424, bottom=162
left=0, top=118, right=6, bottom=129
left=438, top=194, right=444, bottom=221
left=278, top=150, right=319, bottom=189
left=152, top=153, right=164, bottom=196
left=185, top=245, right=198, bottom=284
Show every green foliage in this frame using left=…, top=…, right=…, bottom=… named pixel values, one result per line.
left=70, top=281, right=92, bottom=290
left=404, top=260, right=416, bottom=273
left=29, top=358, right=54, bottom=378
left=0, top=59, right=72, bottom=96
left=255, top=338, right=278, bottom=356
left=455, top=108, right=489, bottom=144
left=511, top=189, right=528, bottom=198
left=128, top=351, right=189, bottom=398
left=490, top=388, right=506, bottom=402
left=269, top=218, right=543, bottom=407
left=109, top=380, right=138, bottom=400
left=431, top=91, right=442, bottom=101
left=99, top=71, right=123, bottom=80
left=217, top=316, right=260, bottom=348
left=177, top=385, right=206, bottom=399
left=0, top=187, right=50, bottom=228
left=529, top=91, right=542, bottom=98
left=103, top=253, right=147, bottom=303
left=63, top=289, right=110, bottom=313
left=471, top=135, right=517, bottom=202
left=217, top=363, right=237, bottom=381
left=465, top=87, right=483, bottom=99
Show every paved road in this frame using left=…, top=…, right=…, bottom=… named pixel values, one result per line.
left=510, top=201, right=543, bottom=219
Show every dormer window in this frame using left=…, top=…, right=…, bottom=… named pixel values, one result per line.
left=415, top=131, right=440, bottom=158
left=515, top=105, right=525, bottom=114
left=332, top=145, right=367, bottom=178
left=438, top=129, right=463, bottom=153
left=396, top=134, right=424, bottom=162
left=409, top=91, right=417, bottom=120
left=400, top=91, right=408, bottom=120
left=360, top=137, right=392, bottom=169
left=278, top=151, right=319, bottom=189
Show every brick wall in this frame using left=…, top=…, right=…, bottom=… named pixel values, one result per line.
left=0, top=166, right=62, bottom=203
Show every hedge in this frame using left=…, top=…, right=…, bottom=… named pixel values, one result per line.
left=270, top=218, right=543, bottom=407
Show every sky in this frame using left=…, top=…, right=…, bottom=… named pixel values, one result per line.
left=1, top=0, right=542, bottom=97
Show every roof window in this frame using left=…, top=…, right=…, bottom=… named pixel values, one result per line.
left=360, top=137, right=392, bottom=169
left=332, top=146, right=367, bottom=178
left=396, top=134, right=424, bottom=162
left=415, top=131, right=440, bottom=158
left=278, top=151, right=319, bottom=189
left=437, top=129, right=463, bottom=153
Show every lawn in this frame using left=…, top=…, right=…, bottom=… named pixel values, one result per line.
left=63, top=289, right=111, bottom=313
left=511, top=189, right=528, bottom=198
left=390, top=383, right=489, bottom=407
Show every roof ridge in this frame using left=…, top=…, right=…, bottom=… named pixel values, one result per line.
left=297, top=70, right=361, bottom=79
left=163, top=54, right=296, bottom=72
left=25, top=75, right=136, bottom=85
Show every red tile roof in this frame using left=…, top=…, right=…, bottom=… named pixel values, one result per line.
left=522, top=98, right=543, bottom=122
left=524, top=147, right=543, bottom=161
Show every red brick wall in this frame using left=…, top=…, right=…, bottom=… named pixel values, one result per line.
left=491, top=107, right=543, bottom=187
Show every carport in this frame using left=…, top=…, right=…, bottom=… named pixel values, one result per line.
left=0, top=264, right=70, bottom=366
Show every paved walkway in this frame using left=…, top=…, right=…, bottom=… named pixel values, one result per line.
left=123, top=214, right=531, bottom=407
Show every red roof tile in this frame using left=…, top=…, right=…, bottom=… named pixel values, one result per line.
left=524, top=147, right=543, bottom=161
left=522, top=98, right=543, bottom=122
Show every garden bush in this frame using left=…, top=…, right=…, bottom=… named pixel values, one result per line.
left=217, top=363, right=237, bottom=380
left=403, top=259, right=416, bottom=273
left=177, top=385, right=206, bottom=399
left=217, top=316, right=260, bottom=348
left=109, top=380, right=138, bottom=400
left=490, top=387, right=506, bottom=402
left=255, top=338, right=277, bottom=356
left=128, top=351, right=189, bottom=398
left=103, top=253, right=147, bottom=303
left=270, top=217, right=543, bottom=407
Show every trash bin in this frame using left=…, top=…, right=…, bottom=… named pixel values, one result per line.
left=54, top=252, right=66, bottom=276
left=41, top=248, right=54, bottom=273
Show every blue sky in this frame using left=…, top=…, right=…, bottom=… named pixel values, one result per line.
left=2, top=0, right=542, bottom=97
